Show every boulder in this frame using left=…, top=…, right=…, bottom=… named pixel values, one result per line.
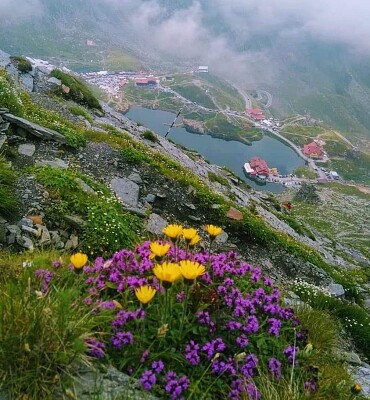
left=327, top=283, right=345, bottom=298
left=226, top=207, right=244, bottom=221
left=75, top=178, right=96, bottom=195
left=64, top=215, right=86, bottom=230
left=16, top=235, right=34, bottom=252
left=215, top=231, right=229, bottom=244
left=2, top=113, right=67, bottom=143
left=18, top=143, right=36, bottom=157
left=37, top=158, right=68, bottom=169
left=47, top=77, right=62, bottom=86
left=111, top=177, right=139, bottom=208
left=128, top=172, right=143, bottom=184
left=146, top=213, right=167, bottom=236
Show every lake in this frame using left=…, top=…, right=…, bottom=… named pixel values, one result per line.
left=125, top=107, right=305, bottom=193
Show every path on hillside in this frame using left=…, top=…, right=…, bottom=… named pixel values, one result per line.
left=333, top=130, right=356, bottom=149
left=256, top=90, right=273, bottom=108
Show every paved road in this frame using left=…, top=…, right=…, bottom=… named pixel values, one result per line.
left=256, top=90, right=273, bottom=108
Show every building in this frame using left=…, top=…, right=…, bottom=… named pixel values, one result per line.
left=303, top=141, right=324, bottom=159
left=246, top=108, right=266, bottom=120
left=248, top=157, right=270, bottom=177
left=198, top=66, right=209, bottom=73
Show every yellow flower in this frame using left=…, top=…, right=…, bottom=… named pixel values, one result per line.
left=135, top=285, right=157, bottom=304
left=205, top=224, right=223, bottom=237
left=150, top=242, right=171, bottom=258
left=182, top=228, right=198, bottom=241
left=153, top=262, right=182, bottom=283
left=70, top=253, right=88, bottom=269
left=163, top=224, right=183, bottom=239
left=351, top=384, right=362, bottom=394
left=190, top=234, right=201, bottom=246
left=179, top=260, right=205, bottom=280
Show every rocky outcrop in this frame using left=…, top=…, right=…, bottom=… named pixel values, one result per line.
left=2, top=113, right=67, bottom=143
left=182, top=118, right=206, bottom=134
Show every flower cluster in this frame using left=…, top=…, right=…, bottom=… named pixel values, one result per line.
left=59, top=224, right=311, bottom=399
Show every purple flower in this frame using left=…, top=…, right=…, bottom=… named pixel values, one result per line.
left=152, top=360, right=165, bottom=374
left=197, top=311, right=211, bottom=325
left=85, top=338, right=105, bottom=359
left=165, top=374, right=190, bottom=399
left=241, top=354, right=258, bottom=378
left=176, top=291, right=185, bottom=302
left=212, top=358, right=236, bottom=375
left=267, top=318, right=282, bottom=337
left=202, top=338, right=226, bottom=359
left=236, top=334, right=249, bottom=348
left=243, top=315, right=259, bottom=334
left=52, top=260, right=62, bottom=269
left=110, top=331, right=134, bottom=349
left=304, top=379, right=318, bottom=393
left=268, top=358, right=282, bottom=380
left=140, top=369, right=156, bottom=391
left=283, top=345, right=299, bottom=365
left=246, top=382, right=261, bottom=399
left=185, top=340, right=201, bottom=366
left=140, top=350, right=149, bottom=363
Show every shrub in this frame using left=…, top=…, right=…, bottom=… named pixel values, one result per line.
left=67, top=104, right=93, bottom=123
left=50, top=69, right=102, bottom=111
left=121, top=146, right=151, bottom=164
left=0, top=69, right=24, bottom=116
left=142, top=129, right=159, bottom=143
left=10, top=56, right=32, bottom=73
left=0, top=157, right=18, bottom=219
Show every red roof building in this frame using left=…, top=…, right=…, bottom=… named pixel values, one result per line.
left=303, top=142, right=324, bottom=159
left=249, top=157, right=270, bottom=177
left=246, top=108, right=266, bottom=120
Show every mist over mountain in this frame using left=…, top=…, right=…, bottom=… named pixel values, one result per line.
left=1, top=0, right=370, bottom=141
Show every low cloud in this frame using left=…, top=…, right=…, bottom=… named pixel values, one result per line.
left=0, top=0, right=44, bottom=22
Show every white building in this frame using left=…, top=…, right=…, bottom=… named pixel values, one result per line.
left=198, top=66, right=209, bottom=73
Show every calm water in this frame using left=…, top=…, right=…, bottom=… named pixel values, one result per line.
left=125, top=107, right=305, bottom=193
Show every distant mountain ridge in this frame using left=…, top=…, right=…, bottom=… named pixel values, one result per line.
left=1, top=0, right=370, bottom=143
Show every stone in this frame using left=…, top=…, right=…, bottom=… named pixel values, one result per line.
left=64, top=215, right=86, bottom=230
left=211, top=204, right=222, bottom=209
left=37, top=225, right=51, bottom=246
left=185, top=203, right=196, bottom=210
left=6, top=233, right=16, bottom=245
left=20, top=217, right=34, bottom=227
left=363, top=298, right=370, bottom=311
left=345, top=352, right=362, bottom=365
left=36, top=158, right=68, bottom=169
left=155, top=192, right=167, bottom=199
left=18, top=143, right=36, bottom=156
left=0, top=108, right=9, bottom=114
left=328, top=283, right=345, bottom=297
left=111, top=177, right=139, bottom=208
left=0, top=136, right=6, bottom=151
left=75, top=178, right=96, bottom=195
left=61, top=84, right=70, bottom=94
left=144, top=194, right=156, bottom=203
left=351, top=366, right=370, bottom=396
left=215, top=231, right=228, bottom=244
left=65, top=235, right=78, bottom=250
left=146, top=213, right=167, bottom=235
left=21, top=225, right=40, bottom=237
left=226, top=207, right=244, bottom=221
left=128, top=172, right=143, bottom=184
left=189, top=215, right=201, bottom=222
left=16, top=235, right=34, bottom=252
left=3, top=113, right=67, bottom=143
left=187, top=185, right=196, bottom=195
left=7, top=225, right=21, bottom=235
left=53, top=363, right=158, bottom=400
left=47, top=77, right=62, bottom=86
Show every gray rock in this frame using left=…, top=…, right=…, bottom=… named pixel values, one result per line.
left=20, top=217, right=34, bottom=227
left=16, top=235, right=34, bottom=251
left=111, top=177, right=140, bottom=208
left=363, top=298, right=370, bottom=311
left=144, top=194, right=156, bottom=203
left=20, top=74, right=34, bottom=92
left=18, top=143, right=36, bottom=156
left=345, top=352, right=362, bottom=365
left=351, top=366, right=370, bottom=396
left=65, top=235, right=78, bottom=250
left=21, top=225, right=40, bottom=237
left=64, top=215, right=86, bottom=230
left=7, top=225, right=21, bottom=235
left=47, top=77, right=62, bottom=86
left=75, top=178, right=96, bottom=195
left=0, top=136, right=6, bottom=151
left=156, top=192, right=167, bottom=199
left=128, top=172, right=143, bottom=184
left=37, top=158, right=68, bottom=169
left=54, top=363, right=158, bottom=400
left=328, top=283, right=345, bottom=297
left=50, top=231, right=65, bottom=249
left=215, top=231, right=228, bottom=244
left=185, top=203, right=196, bottom=210
left=146, top=213, right=167, bottom=235
left=0, top=108, right=10, bottom=114
left=6, top=233, right=16, bottom=245
left=37, top=225, right=51, bottom=246
left=3, top=113, right=67, bottom=143
left=189, top=215, right=201, bottom=222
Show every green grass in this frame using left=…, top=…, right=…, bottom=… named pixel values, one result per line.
left=67, top=104, right=93, bottom=123
left=50, top=69, right=102, bottom=111
left=329, top=153, right=370, bottom=184
left=0, top=157, right=19, bottom=219
left=10, top=56, right=32, bottom=73
left=0, top=69, right=24, bottom=116
left=170, top=84, right=216, bottom=109
left=294, top=166, right=317, bottom=179
left=105, top=49, right=141, bottom=71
